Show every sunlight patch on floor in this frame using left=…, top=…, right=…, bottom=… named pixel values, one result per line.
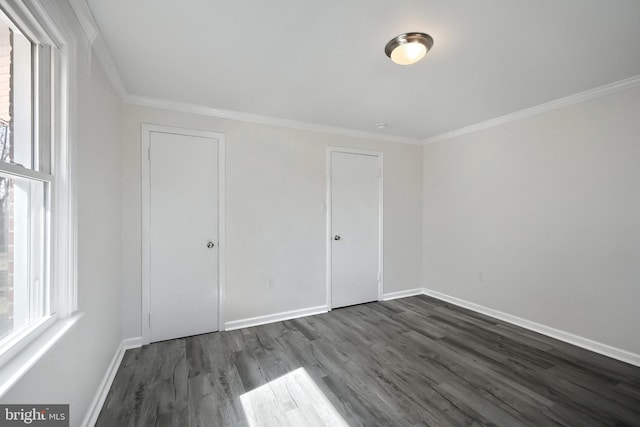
left=240, top=367, right=349, bottom=427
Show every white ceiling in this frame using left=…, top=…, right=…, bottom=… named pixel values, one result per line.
left=87, top=0, right=640, bottom=141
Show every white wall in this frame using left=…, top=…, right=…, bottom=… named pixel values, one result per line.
left=121, top=104, right=423, bottom=338
left=423, top=84, right=640, bottom=355
left=0, top=3, right=123, bottom=426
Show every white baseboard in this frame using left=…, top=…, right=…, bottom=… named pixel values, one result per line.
left=82, top=289, right=639, bottom=427
left=121, top=337, right=143, bottom=350
left=225, top=305, right=328, bottom=331
left=422, top=288, right=640, bottom=367
left=382, top=288, right=424, bottom=301
left=82, top=337, right=142, bottom=427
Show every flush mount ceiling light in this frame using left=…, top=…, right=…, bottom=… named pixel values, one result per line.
left=385, top=32, right=434, bottom=65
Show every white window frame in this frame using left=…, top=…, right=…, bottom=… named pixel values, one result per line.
left=0, top=0, right=78, bottom=398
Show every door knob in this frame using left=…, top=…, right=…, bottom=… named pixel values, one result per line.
left=207, top=241, right=215, bottom=248
left=334, top=235, right=341, bottom=241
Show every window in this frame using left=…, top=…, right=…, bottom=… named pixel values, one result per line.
left=0, top=1, right=74, bottom=370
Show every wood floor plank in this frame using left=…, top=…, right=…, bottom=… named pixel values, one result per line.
left=97, top=296, right=640, bottom=426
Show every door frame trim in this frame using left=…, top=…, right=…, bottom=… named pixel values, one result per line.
left=141, top=124, right=226, bottom=345
left=325, top=146, right=384, bottom=311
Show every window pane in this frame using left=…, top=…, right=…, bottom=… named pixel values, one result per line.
left=0, top=173, right=47, bottom=341
left=0, top=10, right=33, bottom=170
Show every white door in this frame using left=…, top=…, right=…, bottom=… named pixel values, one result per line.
left=330, top=151, right=381, bottom=309
left=148, top=130, right=219, bottom=342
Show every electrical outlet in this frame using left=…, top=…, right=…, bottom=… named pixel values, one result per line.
left=267, top=277, right=275, bottom=289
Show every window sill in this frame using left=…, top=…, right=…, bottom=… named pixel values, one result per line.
left=0, top=312, right=84, bottom=398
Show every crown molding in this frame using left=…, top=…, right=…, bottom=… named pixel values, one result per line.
left=124, top=94, right=423, bottom=145
left=422, top=74, right=640, bottom=145
left=68, top=0, right=97, bottom=43
left=67, top=0, right=126, bottom=98
left=60, top=2, right=418, bottom=144
left=65, top=0, right=640, bottom=147
left=91, top=33, right=127, bottom=98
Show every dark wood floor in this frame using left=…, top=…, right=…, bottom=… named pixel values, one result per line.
left=96, top=295, right=640, bottom=426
